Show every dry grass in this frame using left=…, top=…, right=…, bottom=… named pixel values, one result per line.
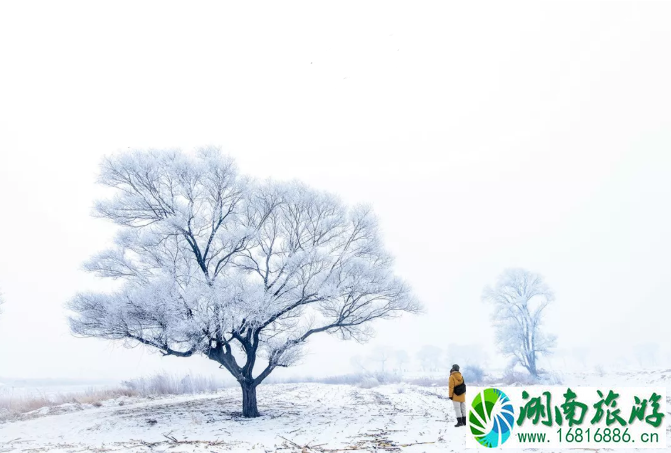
left=0, top=387, right=137, bottom=421
left=121, top=372, right=229, bottom=396
left=0, top=372, right=230, bottom=422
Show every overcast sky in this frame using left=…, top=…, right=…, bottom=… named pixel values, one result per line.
left=1, top=1, right=670, bottom=381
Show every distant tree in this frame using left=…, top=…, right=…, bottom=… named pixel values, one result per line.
left=394, top=349, right=410, bottom=373
left=350, top=355, right=369, bottom=373
left=633, top=343, right=659, bottom=368
left=370, top=346, right=394, bottom=373
left=416, top=345, right=443, bottom=372
left=68, top=149, right=421, bottom=417
left=482, top=268, right=556, bottom=377
left=446, top=343, right=488, bottom=368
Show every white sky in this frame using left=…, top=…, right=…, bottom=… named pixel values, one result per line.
left=1, top=1, right=670, bottom=381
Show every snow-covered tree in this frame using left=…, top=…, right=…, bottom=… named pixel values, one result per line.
left=482, top=268, right=556, bottom=377
left=68, top=149, right=420, bottom=417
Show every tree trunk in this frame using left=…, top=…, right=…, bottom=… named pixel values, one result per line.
left=528, top=353, right=538, bottom=377
left=241, top=382, right=259, bottom=418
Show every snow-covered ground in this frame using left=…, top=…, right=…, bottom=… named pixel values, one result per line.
left=0, top=371, right=669, bottom=452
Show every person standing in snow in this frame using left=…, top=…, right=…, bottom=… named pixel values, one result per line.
left=448, top=364, right=467, bottom=427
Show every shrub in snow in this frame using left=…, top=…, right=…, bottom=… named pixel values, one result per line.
left=501, top=368, right=539, bottom=386
left=373, top=372, right=402, bottom=385
left=462, top=365, right=485, bottom=384
left=594, top=365, right=605, bottom=377
left=121, top=373, right=227, bottom=396
left=358, top=377, right=380, bottom=389
left=535, top=370, right=563, bottom=385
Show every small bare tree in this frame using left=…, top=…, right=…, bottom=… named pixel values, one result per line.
left=482, top=268, right=556, bottom=377
left=371, top=346, right=394, bottom=373
left=68, top=149, right=420, bottom=417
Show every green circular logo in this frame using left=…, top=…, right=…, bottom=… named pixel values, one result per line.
left=469, top=388, right=515, bottom=448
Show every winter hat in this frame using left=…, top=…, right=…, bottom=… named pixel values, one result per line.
left=451, top=364, right=460, bottom=372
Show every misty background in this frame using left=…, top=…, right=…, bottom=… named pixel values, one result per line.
left=1, top=1, right=671, bottom=384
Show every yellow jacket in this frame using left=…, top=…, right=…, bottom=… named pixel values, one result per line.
left=449, top=371, right=466, bottom=402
